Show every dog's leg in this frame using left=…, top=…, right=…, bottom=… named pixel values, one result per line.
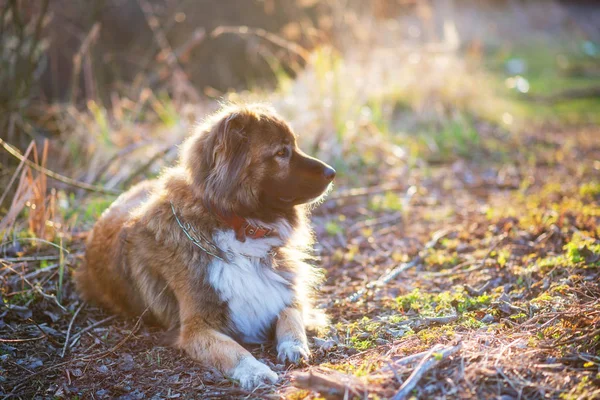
left=178, top=315, right=277, bottom=390
left=276, top=307, right=310, bottom=363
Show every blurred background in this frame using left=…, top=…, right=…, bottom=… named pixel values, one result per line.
left=0, top=1, right=598, bottom=171
left=2, top=0, right=599, bottom=177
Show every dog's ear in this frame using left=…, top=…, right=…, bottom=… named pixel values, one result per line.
left=211, top=112, right=246, bottom=167
left=202, top=111, right=257, bottom=214
left=182, top=109, right=258, bottom=214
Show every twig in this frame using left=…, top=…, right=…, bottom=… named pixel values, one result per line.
left=33, top=285, right=67, bottom=312
left=18, top=262, right=59, bottom=282
left=212, top=25, right=310, bottom=61
left=558, top=327, right=600, bottom=345
left=142, top=28, right=206, bottom=89
left=0, top=141, right=34, bottom=208
left=137, top=0, right=200, bottom=102
left=69, top=315, right=118, bottom=347
left=498, top=300, right=528, bottom=314
left=0, top=255, right=60, bottom=262
left=423, top=311, right=459, bottom=325
left=69, top=22, right=101, bottom=102
left=465, top=282, right=491, bottom=297
left=0, top=137, right=121, bottom=195
left=0, top=335, right=45, bottom=343
left=92, top=140, right=153, bottom=182
left=61, top=302, right=85, bottom=358
left=119, top=144, right=176, bottom=188
left=495, top=367, right=522, bottom=398
left=392, top=344, right=462, bottom=400
left=380, top=350, right=431, bottom=372
left=0, top=237, right=70, bottom=254
left=292, top=370, right=361, bottom=399
left=3, top=263, right=67, bottom=312
left=28, top=318, right=61, bottom=346
left=347, top=229, right=450, bottom=302
left=3, top=252, right=81, bottom=265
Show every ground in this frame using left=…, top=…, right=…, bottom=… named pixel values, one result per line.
left=2, top=121, right=599, bottom=399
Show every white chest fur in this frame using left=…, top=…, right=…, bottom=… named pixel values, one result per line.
left=208, top=229, right=293, bottom=343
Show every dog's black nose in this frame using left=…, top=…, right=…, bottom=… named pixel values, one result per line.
left=323, top=166, right=336, bottom=181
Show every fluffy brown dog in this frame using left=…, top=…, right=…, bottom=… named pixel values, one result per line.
left=75, top=103, right=335, bottom=389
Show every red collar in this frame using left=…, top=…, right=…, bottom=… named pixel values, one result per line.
left=217, top=213, right=273, bottom=242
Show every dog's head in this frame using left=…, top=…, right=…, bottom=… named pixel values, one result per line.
left=183, top=104, right=335, bottom=217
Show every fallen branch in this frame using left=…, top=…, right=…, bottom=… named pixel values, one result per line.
left=391, top=344, right=462, bottom=400
left=292, top=370, right=362, bottom=399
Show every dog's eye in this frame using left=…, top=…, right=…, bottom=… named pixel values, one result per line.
left=275, top=148, right=289, bottom=158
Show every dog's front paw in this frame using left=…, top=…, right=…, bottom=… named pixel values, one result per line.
left=230, top=357, right=278, bottom=390
left=277, top=340, right=310, bottom=364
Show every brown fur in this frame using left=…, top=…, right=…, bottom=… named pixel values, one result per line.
left=75, top=103, right=333, bottom=387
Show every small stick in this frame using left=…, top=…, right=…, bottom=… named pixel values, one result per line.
left=27, top=318, right=61, bottom=346
left=0, top=335, right=45, bottom=343
left=3, top=263, right=67, bottom=312
left=61, top=302, right=85, bottom=357
left=19, top=262, right=59, bottom=281
left=379, top=350, right=430, bottom=372
left=1, top=255, right=61, bottom=262
left=392, top=344, right=461, bottom=400
left=212, top=25, right=310, bottom=61
left=292, top=370, right=360, bottom=399
left=423, top=311, right=459, bottom=325
left=69, top=315, right=117, bottom=347
left=465, top=282, right=491, bottom=297
left=0, top=141, right=34, bottom=208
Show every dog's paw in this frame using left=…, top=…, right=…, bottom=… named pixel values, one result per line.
left=230, top=357, right=278, bottom=390
left=277, top=340, right=310, bottom=364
